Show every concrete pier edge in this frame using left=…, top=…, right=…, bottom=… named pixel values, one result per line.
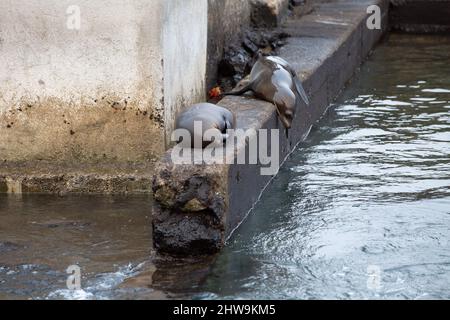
left=152, top=0, right=390, bottom=255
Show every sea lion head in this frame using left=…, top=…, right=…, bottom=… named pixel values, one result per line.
left=175, top=103, right=235, bottom=148
left=219, top=107, right=236, bottom=141
left=273, top=86, right=296, bottom=129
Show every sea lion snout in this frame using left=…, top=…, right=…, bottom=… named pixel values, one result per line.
left=274, top=86, right=296, bottom=129
left=281, top=110, right=294, bottom=129
left=279, top=113, right=292, bottom=129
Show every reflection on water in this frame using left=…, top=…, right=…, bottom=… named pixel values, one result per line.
left=1, top=34, right=449, bottom=300
left=197, top=34, right=450, bottom=299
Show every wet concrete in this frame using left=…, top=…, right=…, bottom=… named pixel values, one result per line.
left=152, top=0, right=390, bottom=255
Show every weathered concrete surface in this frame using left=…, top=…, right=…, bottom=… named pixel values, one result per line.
left=0, top=162, right=153, bottom=194
left=163, top=0, right=208, bottom=145
left=390, top=0, right=450, bottom=33
left=251, top=0, right=291, bottom=28
left=291, top=0, right=314, bottom=18
left=0, top=1, right=161, bottom=164
left=0, top=0, right=207, bottom=166
left=152, top=0, right=390, bottom=255
left=206, top=0, right=252, bottom=89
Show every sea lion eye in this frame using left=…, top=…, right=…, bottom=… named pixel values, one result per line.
left=285, top=110, right=293, bottom=119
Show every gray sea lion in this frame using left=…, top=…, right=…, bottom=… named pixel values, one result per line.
left=175, top=103, right=235, bottom=148
left=224, top=53, right=309, bottom=130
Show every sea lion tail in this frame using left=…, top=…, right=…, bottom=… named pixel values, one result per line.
left=223, top=83, right=253, bottom=96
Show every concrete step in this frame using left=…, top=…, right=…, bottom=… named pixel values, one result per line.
left=0, top=162, right=153, bottom=194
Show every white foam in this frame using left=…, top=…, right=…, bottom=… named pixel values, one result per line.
left=422, top=88, right=450, bottom=93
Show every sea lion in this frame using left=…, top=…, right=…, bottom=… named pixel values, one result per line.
left=175, top=103, right=235, bottom=148
left=224, top=53, right=309, bottom=130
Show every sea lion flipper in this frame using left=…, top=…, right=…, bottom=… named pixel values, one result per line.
left=223, top=82, right=254, bottom=96
left=279, top=61, right=310, bottom=105
left=293, top=76, right=310, bottom=106
left=267, top=56, right=310, bottom=106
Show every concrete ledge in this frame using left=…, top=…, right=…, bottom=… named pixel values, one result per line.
left=0, top=162, right=153, bottom=194
left=152, top=0, right=389, bottom=255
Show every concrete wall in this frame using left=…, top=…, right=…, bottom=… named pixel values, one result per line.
left=163, top=0, right=208, bottom=145
left=0, top=0, right=297, bottom=167
left=0, top=0, right=207, bottom=164
left=206, top=0, right=252, bottom=89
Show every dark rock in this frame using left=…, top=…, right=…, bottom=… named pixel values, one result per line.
left=152, top=161, right=228, bottom=256
left=242, top=37, right=260, bottom=54
left=152, top=210, right=223, bottom=256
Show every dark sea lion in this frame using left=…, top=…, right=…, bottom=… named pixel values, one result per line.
left=175, top=103, right=235, bottom=148
left=224, top=53, right=309, bottom=130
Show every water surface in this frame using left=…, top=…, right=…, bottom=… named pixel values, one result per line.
left=0, top=195, right=160, bottom=299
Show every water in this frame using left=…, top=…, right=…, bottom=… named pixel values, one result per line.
left=0, top=195, right=161, bottom=299
left=1, top=34, right=449, bottom=300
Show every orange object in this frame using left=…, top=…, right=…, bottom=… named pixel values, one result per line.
left=209, top=86, right=222, bottom=99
